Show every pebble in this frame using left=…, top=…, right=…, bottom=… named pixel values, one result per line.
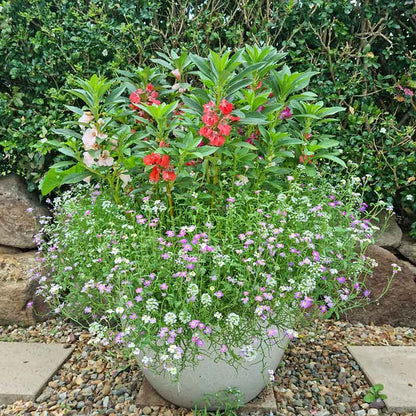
left=35, top=388, right=53, bottom=403
left=102, top=396, right=110, bottom=408
left=143, top=406, right=152, bottom=415
left=1, top=318, right=416, bottom=416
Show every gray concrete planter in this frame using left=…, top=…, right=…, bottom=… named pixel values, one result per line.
left=141, top=333, right=288, bottom=410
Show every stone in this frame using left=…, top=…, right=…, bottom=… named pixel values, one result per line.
left=0, top=251, right=49, bottom=326
left=367, top=409, right=379, bottom=416
left=0, top=245, right=22, bottom=254
left=0, top=174, right=49, bottom=249
left=348, top=346, right=416, bottom=412
left=343, top=245, right=416, bottom=328
left=136, top=377, right=277, bottom=414
left=142, top=406, right=152, bottom=415
left=0, top=342, right=74, bottom=405
left=398, top=233, right=416, bottom=265
left=374, top=212, right=402, bottom=249
left=354, top=410, right=366, bottom=416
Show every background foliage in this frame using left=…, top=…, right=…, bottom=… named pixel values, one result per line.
left=0, top=0, right=415, bottom=222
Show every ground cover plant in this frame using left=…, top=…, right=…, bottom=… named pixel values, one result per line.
left=33, top=47, right=398, bottom=382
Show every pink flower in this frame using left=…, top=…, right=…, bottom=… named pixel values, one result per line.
left=119, top=173, right=131, bottom=187
left=214, top=291, right=223, bottom=298
left=171, top=69, right=181, bottom=80
left=83, top=151, right=95, bottom=167
left=78, top=111, right=94, bottom=130
left=220, top=345, right=228, bottom=353
left=97, top=150, right=114, bottom=167
left=82, top=127, right=98, bottom=150
left=404, top=88, right=414, bottom=97
left=160, top=283, right=168, bottom=290
left=279, top=107, right=292, bottom=119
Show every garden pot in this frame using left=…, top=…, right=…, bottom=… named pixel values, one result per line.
left=140, top=331, right=289, bottom=410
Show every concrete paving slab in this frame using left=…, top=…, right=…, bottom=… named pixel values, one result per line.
left=137, top=377, right=277, bottom=414
left=348, top=346, right=416, bottom=412
left=0, top=342, right=74, bottom=405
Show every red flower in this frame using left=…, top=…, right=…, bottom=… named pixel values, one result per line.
left=209, top=132, right=226, bottom=147
left=219, top=99, right=233, bottom=115
left=218, top=123, right=231, bottom=136
left=146, top=84, right=154, bottom=92
left=299, top=153, right=313, bottom=164
left=130, top=91, right=141, bottom=104
left=202, top=112, right=219, bottom=126
left=162, top=167, right=177, bottom=182
left=203, top=101, right=216, bottom=112
left=159, top=155, right=170, bottom=168
left=143, top=152, right=162, bottom=166
left=149, top=166, right=160, bottom=183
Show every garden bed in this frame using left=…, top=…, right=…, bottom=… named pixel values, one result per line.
left=1, top=319, right=415, bottom=416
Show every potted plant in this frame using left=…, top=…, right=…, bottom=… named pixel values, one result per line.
left=35, top=46, right=396, bottom=410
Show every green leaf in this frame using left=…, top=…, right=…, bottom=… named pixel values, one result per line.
left=49, top=160, right=76, bottom=169
left=40, top=163, right=88, bottom=195
left=58, top=147, right=77, bottom=158
left=317, top=154, right=346, bottom=167
left=61, top=172, right=90, bottom=185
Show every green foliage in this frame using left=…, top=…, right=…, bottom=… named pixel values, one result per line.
left=364, top=383, right=387, bottom=403
left=0, top=0, right=415, bottom=221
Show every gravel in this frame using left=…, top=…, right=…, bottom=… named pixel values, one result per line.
left=0, top=318, right=415, bottom=415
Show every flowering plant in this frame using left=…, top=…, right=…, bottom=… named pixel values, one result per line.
left=35, top=46, right=396, bottom=381
left=40, top=46, right=345, bottom=209
left=35, top=167, right=395, bottom=379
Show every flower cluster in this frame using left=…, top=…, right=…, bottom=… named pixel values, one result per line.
left=143, top=152, right=177, bottom=183
left=130, top=83, right=161, bottom=121
left=199, top=99, right=240, bottom=146
left=34, top=168, right=394, bottom=380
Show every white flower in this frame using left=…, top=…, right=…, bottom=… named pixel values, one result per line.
left=167, top=367, right=177, bottom=376
left=133, top=348, right=141, bottom=356
left=164, top=312, right=177, bottom=325
left=141, top=315, right=152, bottom=323
left=380, top=127, right=387, bottom=134
left=146, top=298, right=159, bottom=312
left=179, top=311, right=191, bottom=323
left=227, top=313, right=240, bottom=328
left=201, top=293, right=212, bottom=306
left=168, top=345, right=177, bottom=354
left=214, top=312, right=223, bottom=320
left=160, top=354, right=169, bottom=361
left=142, top=356, right=153, bottom=365
left=187, top=283, right=199, bottom=297
left=115, top=307, right=124, bottom=314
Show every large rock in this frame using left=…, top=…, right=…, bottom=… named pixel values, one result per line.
left=0, top=245, right=22, bottom=254
left=343, top=245, right=416, bottom=328
left=0, top=252, right=48, bottom=326
left=374, top=212, right=402, bottom=249
left=398, top=233, right=416, bottom=265
left=0, top=175, right=49, bottom=249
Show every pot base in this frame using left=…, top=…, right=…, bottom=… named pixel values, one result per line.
left=137, top=377, right=278, bottom=414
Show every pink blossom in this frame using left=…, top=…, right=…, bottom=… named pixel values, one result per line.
left=171, top=68, right=181, bottom=80
left=78, top=111, right=94, bottom=130
left=119, top=173, right=131, bottom=187
left=97, top=150, right=114, bottom=167
left=404, top=88, right=414, bottom=97
left=83, top=151, right=95, bottom=167
left=82, top=127, right=98, bottom=150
